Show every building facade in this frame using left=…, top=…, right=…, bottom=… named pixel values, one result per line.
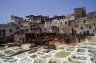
left=0, top=23, right=20, bottom=37
left=0, top=7, right=96, bottom=38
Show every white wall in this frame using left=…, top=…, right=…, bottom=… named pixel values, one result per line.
left=6, top=25, right=19, bottom=36
left=0, top=25, right=20, bottom=37
left=74, top=24, right=96, bottom=34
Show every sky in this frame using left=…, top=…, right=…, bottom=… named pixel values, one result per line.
left=0, top=0, right=96, bottom=24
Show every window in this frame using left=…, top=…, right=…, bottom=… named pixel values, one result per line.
left=87, top=31, right=89, bottom=35
left=74, top=30, right=77, bottom=34
left=69, top=33, right=71, bottom=35
left=57, top=18, right=59, bottom=20
left=58, top=28, right=59, bottom=31
left=95, top=27, right=96, bottom=31
left=81, top=27, right=83, bottom=30
left=83, top=20, right=86, bottom=23
left=61, top=22, right=63, bottom=24
left=18, top=22, right=20, bottom=24
left=16, top=27, right=19, bottom=30
left=65, top=21, right=67, bottom=24
left=89, top=26, right=91, bottom=29
left=10, top=29, right=12, bottom=33
left=39, top=18, right=41, bottom=20
left=38, top=25, right=39, bottom=27
left=46, top=23, right=48, bottom=25
left=76, top=10, right=79, bottom=13
left=32, top=25, right=35, bottom=27
left=49, top=28, right=50, bottom=30
left=2, top=30, right=5, bottom=36
left=0, top=30, right=1, bottom=36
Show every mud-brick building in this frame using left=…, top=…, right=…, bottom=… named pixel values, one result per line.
left=24, top=15, right=46, bottom=33
left=74, top=7, right=86, bottom=19
left=28, top=23, right=42, bottom=33
left=11, top=15, right=24, bottom=26
left=0, top=23, right=20, bottom=37
left=0, top=23, right=20, bottom=43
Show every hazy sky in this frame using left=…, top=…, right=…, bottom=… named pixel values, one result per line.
left=0, top=0, right=96, bottom=24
